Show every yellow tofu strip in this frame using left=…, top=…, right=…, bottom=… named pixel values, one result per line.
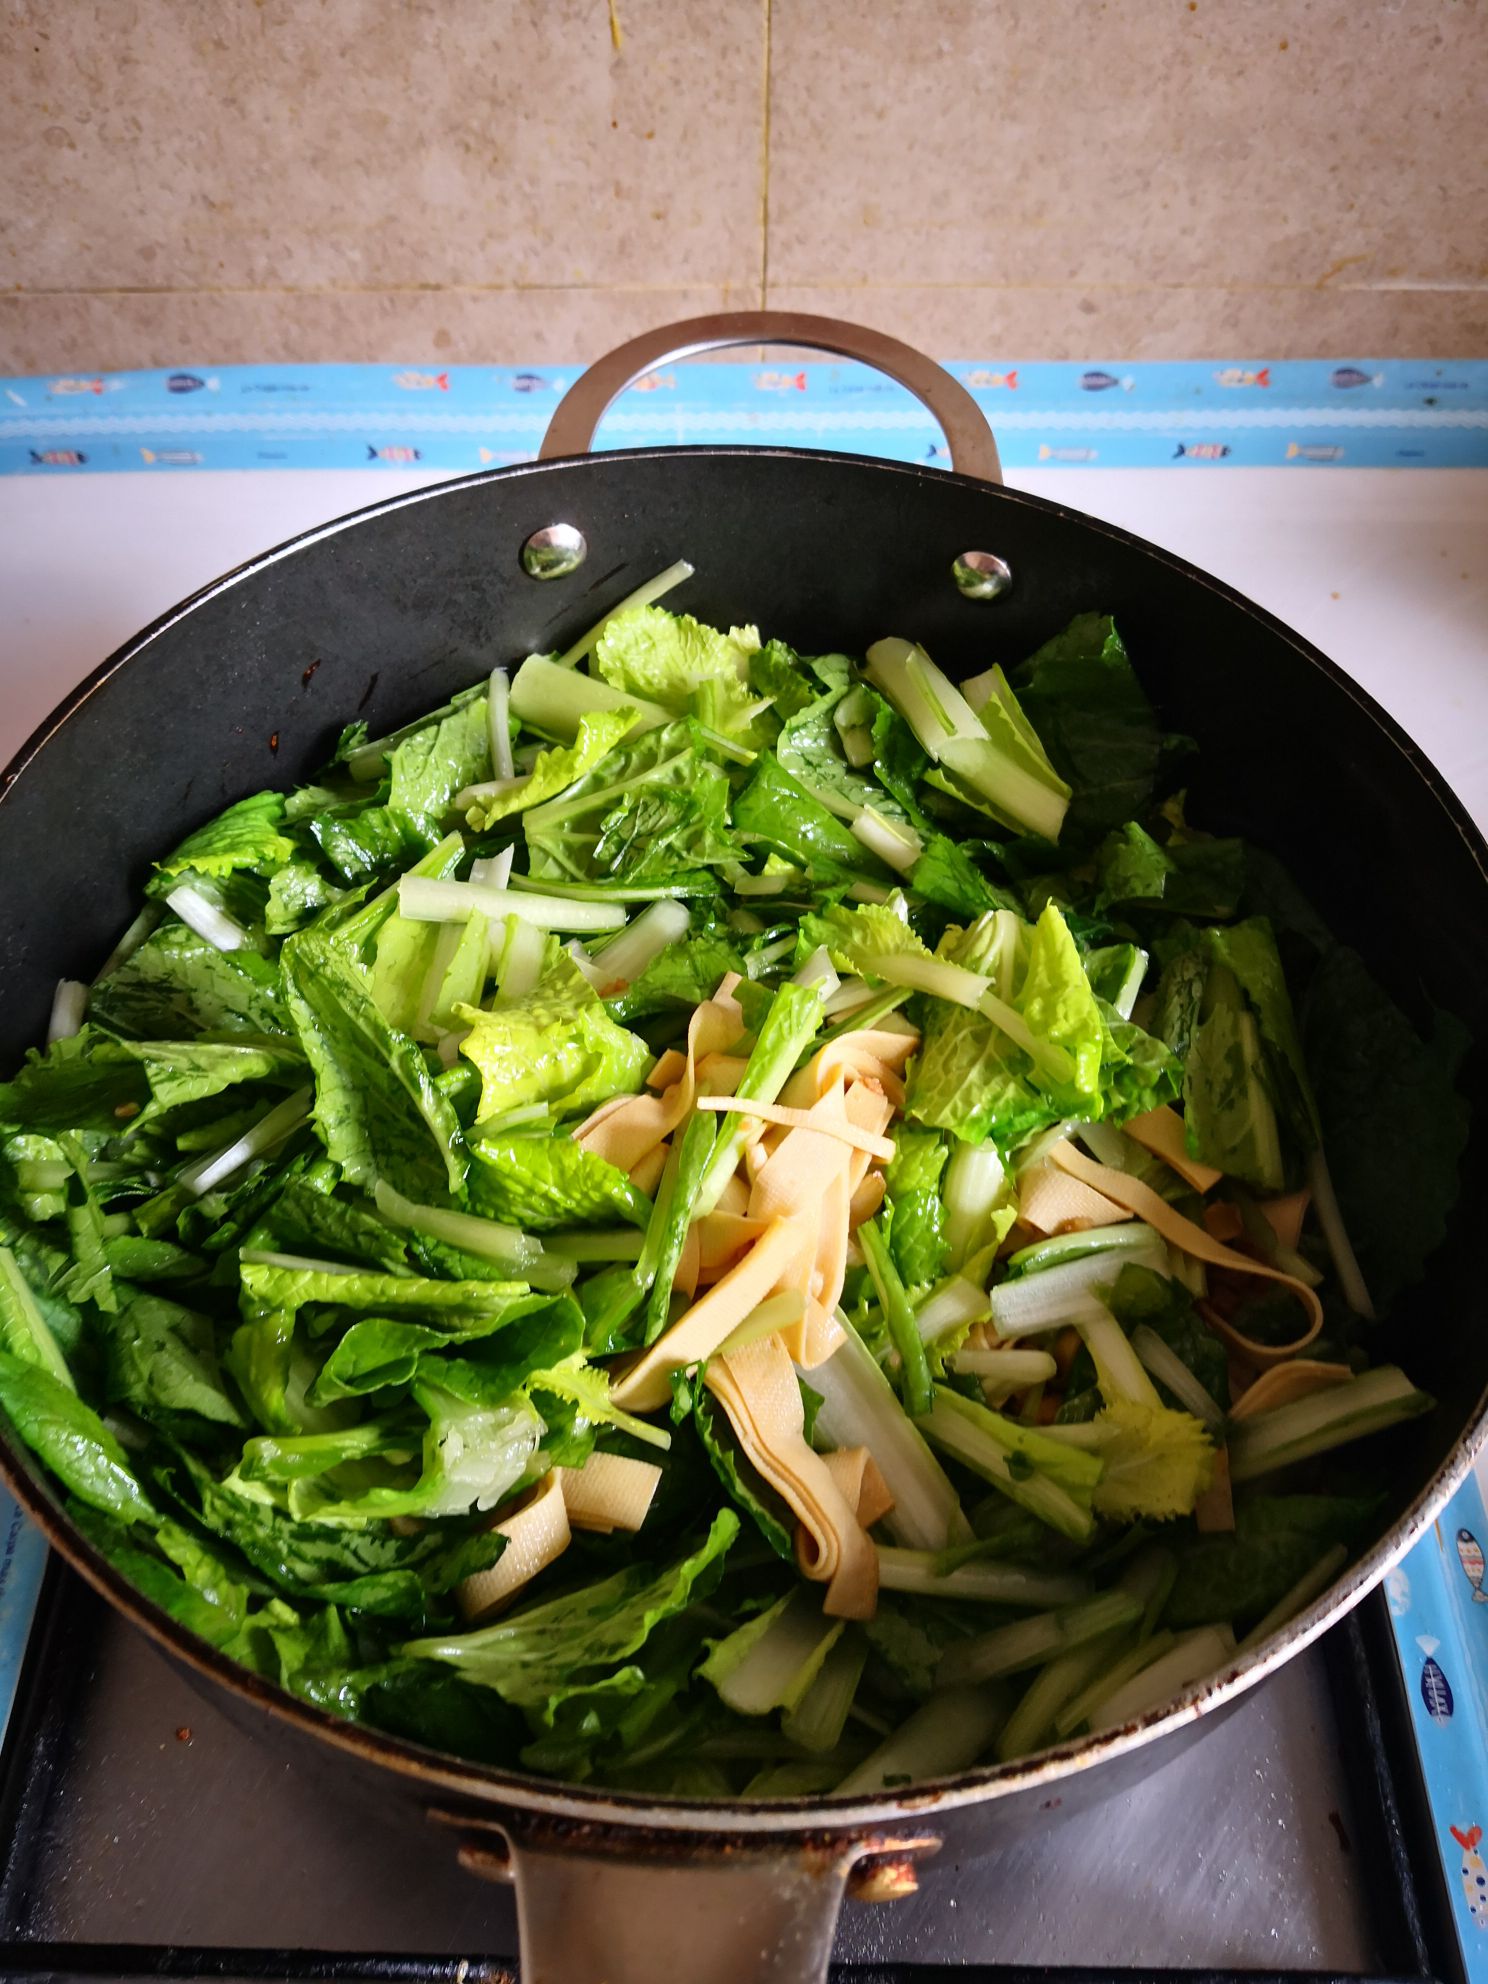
left=1017, top=1151, right=1132, bottom=1235
left=1121, top=1106, right=1224, bottom=1193
left=695, top=1094, right=896, bottom=1160
left=557, top=1452, right=663, bottom=1534
left=1193, top=1448, right=1235, bottom=1533
left=455, top=1472, right=571, bottom=1622
left=820, top=1445, right=896, bottom=1529
left=575, top=986, right=745, bottom=1173
left=628, top=1143, right=669, bottom=1198
left=608, top=1215, right=810, bottom=1413
left=705, top=1333, right=880, bottom=1619
left=1228, top=1359, right=1353, bottom=1421
left=1050, top=1143, right=1324, bottom=1364
left=1259, top=1189, right=1310, bottom=1252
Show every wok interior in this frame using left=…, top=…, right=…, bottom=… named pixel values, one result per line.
left=0, top=449, right=1482, bottom=1764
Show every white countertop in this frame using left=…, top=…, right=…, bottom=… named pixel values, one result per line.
left=4, top=465, right=1486, bottom=826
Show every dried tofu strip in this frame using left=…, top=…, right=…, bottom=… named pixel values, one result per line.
left=1121, top=1106, right=1223, bottom=1193
left=1228, top=1358, right=1353, bottom=1421
left=575, top=988, right=745, bottom=1173
left=1260, top=1190, right=1310, bottom=1251
left=609, top=1215, right=810, bottom=1412
left=557, top=1452, right=663, bottom=1533
left=705, top=1333, right=879, bottom=1619
left=849, top=1171, right=886, bottom=1227
left=696, top=1094, right=896, bottom=1160
left=820, top=1445, right=895, bottom=1529
left=1018, top=1152, right=1132, bottom=1236
left=1049, top=1143, right=1324, bottom=1365
left=1193, top=1448, right=1234, bottom=1533
left=629, top=1143, right=669, bottom=1199
left=456, top=1472, right=570, bottom=1622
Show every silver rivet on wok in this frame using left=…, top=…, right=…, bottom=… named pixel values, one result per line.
left=952, top=549, right=1012, bottom=600
left=520, top=523, right=588, bottom=579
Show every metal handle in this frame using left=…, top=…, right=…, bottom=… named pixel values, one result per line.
left=539, top=310, right=1003, bottom=484
left=436, top=1805, right=940, bottom=1984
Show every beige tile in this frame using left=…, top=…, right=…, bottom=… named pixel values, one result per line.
left=767, top=0, right=1488, bottom=293
left=764, top=285, right=1488, bottom=360
left=0, top=285, right=757, bottom=372
left=2, top=0, right=766, bottom=293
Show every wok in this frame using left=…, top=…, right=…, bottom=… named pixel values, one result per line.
left=0, top=313, right=1483, bottom=1984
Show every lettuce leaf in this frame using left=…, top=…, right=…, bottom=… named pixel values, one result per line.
left=595, top=607, right=758, bottom=729
left=466, top=1131, right=652, bottom=1231
left=156, top=792, right=295, bottom=881
left=456, top=952, right=651, bottom=1126
left=388, top=696, right=491, bottom=830
left=1166, top=1492, right=1384, bottom=1628
left=401, top=1508, right=739, bottom=1706
left=885, top=1132, right=950, bottom=1289
left=1011, top=613, right=1160, bottom=841
left=281, top=930, right=466, bottom=1201
left=1303, top=945, right=1471, bottom=1308
left=1095, top=821, right=1244, bottom=918
left=0, top=1351, right=154, bottom=1522
left=465, top=707, right=636, bottom=830
left=733, top=754, right=881, bottom=887
left=89, top=922, right=288, bottom=1040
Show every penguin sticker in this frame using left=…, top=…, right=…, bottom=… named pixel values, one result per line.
left=1418, top=1637, right=1454, bottom=1722
left=1456, top=1528, right=1487, bottom=1602
left=1449, top=1826, right=1487, bottom=1929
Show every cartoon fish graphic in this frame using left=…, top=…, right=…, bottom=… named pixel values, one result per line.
left=754, top=370, right=809, bottom=392
left=631, top=370, right=676, bottom=392
left=1215, top=366, right=1271, bottom=388
left=1418, top=1636, right=1454, bottom=1721
left=392, top=370, right=449, bottom=391
left=1457, top=1528, right=1488, bottom=1601
left=166, top=372, right=217, bottom=394
left=28, top=448, right=87, bottom=466
left=966, top=369, right=1019, bottom=390
left=512, top=372, right=552, bottom=393
left=1037, top=444, right=1097, bottom=463
left=1385, top=1566, right=1411, bottom=1616
left=1285, top=442, right=1345, bottom=463
left=47, top=376, right=111, bottom=396
left=1331, top=366, right=1384, bottom=390
left=139, top=447, right=204, bottom=466
left=3, top=388, right=27, bottom=407
left=1450, top=1827, right=1487, bottom=1929
left=366, top=445, right=422, bottom=463
left=1172, top=442, right=1231, bottom=460
left=1081, top=370, right=1133, bottom=392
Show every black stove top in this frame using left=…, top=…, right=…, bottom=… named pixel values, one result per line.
left=0, top=1563, right=1461, bottom=1983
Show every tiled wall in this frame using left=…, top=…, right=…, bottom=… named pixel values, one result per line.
left=3, top=0, right=1484, bottom=371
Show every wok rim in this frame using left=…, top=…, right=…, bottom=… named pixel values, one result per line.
left=2, top=442, right=1485, bottom=1835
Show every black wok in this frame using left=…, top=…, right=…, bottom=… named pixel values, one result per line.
left=0, top=314, right=1483, bottom=1984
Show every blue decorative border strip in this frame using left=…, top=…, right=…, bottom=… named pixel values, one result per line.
left=1388, top=1464, right=1488, bottom=1977
left=0, top=1494, right=46, bottom=1756
left=2, top=359, right=1486, bottom=472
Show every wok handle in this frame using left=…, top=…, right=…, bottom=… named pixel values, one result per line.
left=538, top=310, right=1003, bottom=485
left=440, top=1807, right=940, bottom=1984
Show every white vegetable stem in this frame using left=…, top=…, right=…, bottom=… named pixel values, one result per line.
left=373, top=1180, right=575, bottom=1290
left=877, top=1549, right=1091, bottom=1609
left=1131, top=1323, right=1226, bottom=1433
left=555, top=558, right=695, bottom=670
left=807, top=1321, right=971, bottom=1551
left=591, top=899, right=692, bottom=989
left=850, top=806, right=923, bottom=873
left=914, top=1276, right=991, bottom=1345
left=93, top=902, right=161, bottom=982
left=469, top=847, right=514, bottom=891
left=487, top=667, right=514, bottom=780
left=165, top=885, right=249, bottom=953
left=1092, top=1626, right=1236, bottom=1727
left=1227, top=1366, right=1430, bottom=1482
left=988, top=1246, right=1168, bottom=1338
left=179, top=1086, right=313, bottom=1196
left=47, top=980, right=89, bottom=1045
left=943, top=1142, right=1006, bottom=1269
left=835, top=1685, right=1007, bottom=1797
left=938, top=1590, right=1143, bottom=1687
left=1307, top=1144, right=1376, bottom=1319
left=1238, top=1543, right=1350, bottom=1652
left=507, top=655, right=669, bottom=741
left=398, top=875, right=625, bottom=935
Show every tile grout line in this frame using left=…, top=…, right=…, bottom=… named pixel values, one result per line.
left=759, top=0, right=772, bottom=311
